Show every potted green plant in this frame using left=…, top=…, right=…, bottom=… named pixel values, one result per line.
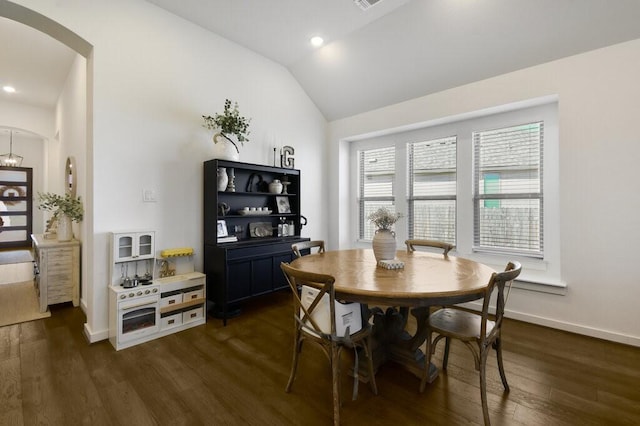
left=368, top=207, right=403, bottom=261
left=37, top=192, right=84, bottom=241
left=203, top=98, right=251, bottom=161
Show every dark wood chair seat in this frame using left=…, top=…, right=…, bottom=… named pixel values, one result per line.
left=428, top=308, right=496, bottom=340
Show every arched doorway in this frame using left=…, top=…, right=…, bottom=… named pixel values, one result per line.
left=0, top=1, right=93, bottom=326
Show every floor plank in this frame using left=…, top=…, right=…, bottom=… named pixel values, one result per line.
left=0, top=290, right=638, bottom=425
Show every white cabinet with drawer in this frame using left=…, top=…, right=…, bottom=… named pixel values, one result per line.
left=157, top=272, right=206, bottom=332
left=31, top=234, right=80, bottom=313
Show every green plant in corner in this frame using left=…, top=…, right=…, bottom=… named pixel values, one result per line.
left=37, top=192, right=84, bottom=222
left=202, top=98, right=251, bottom=154
left=367, top=207, right=403, bottom=230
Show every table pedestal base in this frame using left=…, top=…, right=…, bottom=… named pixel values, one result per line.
left=352, top=305, right=438, bottom=386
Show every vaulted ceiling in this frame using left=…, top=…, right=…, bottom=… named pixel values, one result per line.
left=3, top=1, right=640, bottom=120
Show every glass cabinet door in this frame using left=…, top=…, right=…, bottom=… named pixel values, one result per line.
left=117, top=235, right=134, bottom=260
left=137, top=233, right=154, bottom=258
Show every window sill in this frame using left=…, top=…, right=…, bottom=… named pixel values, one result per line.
left=455, top=251, right=565, bottom=295
left=513, top=277, right=566, bottom=295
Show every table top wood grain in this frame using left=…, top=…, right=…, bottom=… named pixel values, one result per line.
left=290, top=249, right=495, bottom=307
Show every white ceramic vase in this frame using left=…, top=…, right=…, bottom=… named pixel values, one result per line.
left=269, top=179, right=283, bottom=194
left=57, top=214, right=73, bottom=242
left=372, top=229, right=397, bottom=261
left=213, top=133, right=240, bottom=161
left=217, top=167, right=229, bottom=191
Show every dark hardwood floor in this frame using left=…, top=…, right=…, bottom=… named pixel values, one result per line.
left=1, top=290, right=639, bottom=425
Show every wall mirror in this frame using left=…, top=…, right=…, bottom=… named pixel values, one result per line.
left=65, top=156, right=76, bottom=197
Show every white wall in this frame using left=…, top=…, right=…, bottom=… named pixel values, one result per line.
left=329, top=39, right=640, bottom=346
left=11, top=0, right=327, bottom=342
left=55, top=53, right=88, bottom=308
left=0, top=100, right=54, bottom=138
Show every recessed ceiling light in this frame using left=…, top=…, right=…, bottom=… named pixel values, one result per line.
left=310, top=36, right=324, bottom=47
left=2, top=86, right=16, bottom=93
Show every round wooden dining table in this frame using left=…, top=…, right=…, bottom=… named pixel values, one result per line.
left=290, top=248, right=496, bottom=384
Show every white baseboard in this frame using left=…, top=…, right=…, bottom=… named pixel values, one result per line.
left=459, top=301, right=640, bottom=348
left=83, top=322, right=109, bottom=343
left=506, top=310, right=640, bottom=347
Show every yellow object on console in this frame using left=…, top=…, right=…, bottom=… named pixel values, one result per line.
left=160, top=247, right=194, bottom=258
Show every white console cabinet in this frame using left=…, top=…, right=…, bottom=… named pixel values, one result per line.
left=31, top=234, right=80, bottom=313
left=108, top=230, right=205, bottom=351
left=108, top=271, right=206, bottom=351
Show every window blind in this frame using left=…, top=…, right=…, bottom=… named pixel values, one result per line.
left=408, top=136, right=456, bottom=244
left=473, top=122, right=543, bottom=256
left=359, top=146, right=395, bottom=240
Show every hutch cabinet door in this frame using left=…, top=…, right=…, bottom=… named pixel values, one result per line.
left=250, top=257, right=273, bottom=295
left=227, top=261, right=252, bottom=302
left=272, top=252, right=293, bottom=290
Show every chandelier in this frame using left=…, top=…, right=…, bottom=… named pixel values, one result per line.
left=0, top=130, right=24, bottom=167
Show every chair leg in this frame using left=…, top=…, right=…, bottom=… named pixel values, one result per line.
left=365, top=336, right=378, bottom=395
left=443, top=336, right=451, bottom=370
left=494, top=337, right=510, bottom=391
left=331, top=343, right=341, bottom=426
left=479, top=349, right=491, bottom=426
left=285, top=331, right=301, bottom=392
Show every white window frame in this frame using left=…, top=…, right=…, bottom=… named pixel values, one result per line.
left=472, top=122, right=544, bottom=257
left=357, top=146, right=397, bottom=240
left=349, top=100, right=560, bottom=288
left=408, top=136, right=457, bottom=244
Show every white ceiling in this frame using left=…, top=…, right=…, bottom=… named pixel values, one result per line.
left=0, top=16, right=76, bottom=109
left=3, top=0, right=640, bottom=120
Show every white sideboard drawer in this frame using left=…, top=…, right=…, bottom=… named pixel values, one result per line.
left=182, top=288, right=204, bottom=303
left=160, top=293, right=182, bottom=308
left=182, top=307, right=204, bottom=324
left=161, top=313, right=183, bottom=330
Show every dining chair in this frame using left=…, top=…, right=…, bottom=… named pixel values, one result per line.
left=291, top=240, right=325, bottom=258
left=404, top=239, right=456, bottom=326
left=422, top=261, right=522, bottom=426
left=405, top=239, right=455, bottom=256
left=280, top=262, right=378, bottom=426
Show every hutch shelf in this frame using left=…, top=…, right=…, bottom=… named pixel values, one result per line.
left=203, top=159, right=309, bottom=324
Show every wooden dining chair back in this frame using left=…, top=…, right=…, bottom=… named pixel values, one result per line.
left=280, top=262, right=377, bottom=426
left=405, top=239, right=455, bottom=256
left=422, top=261, right=522, bottom=426
left=291, top=240, right=325, bottom=258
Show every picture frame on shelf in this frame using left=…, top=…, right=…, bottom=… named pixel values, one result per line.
left=276, top=196, right=291, bottom=214
left=217, top=220, right=228, bottom=238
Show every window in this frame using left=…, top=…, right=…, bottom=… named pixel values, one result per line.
left=473, top=122, right=543, bottom=257
left=358, top=146, right=396, bottom=240
left=352, top=100, right=558, bottom=276
left=408, top=136, right=456, bottom=244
